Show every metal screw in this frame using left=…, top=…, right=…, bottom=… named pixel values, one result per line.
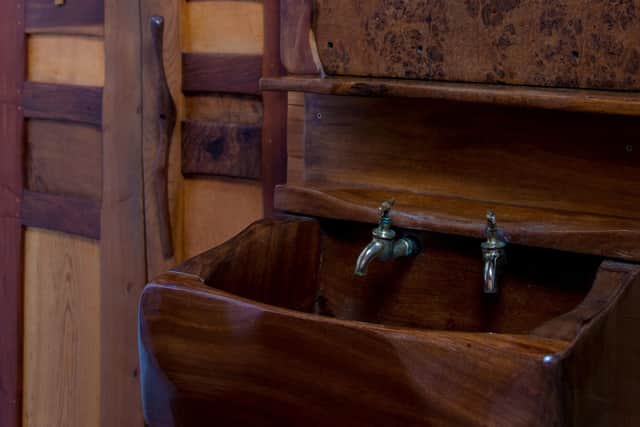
left=626, top=144, right=634, bottom=153
left=316, top=112, right=322, bottom=120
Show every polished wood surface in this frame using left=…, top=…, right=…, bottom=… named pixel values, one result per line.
left=286, top=0, right=640, bottom=90
left=0, top=0, right=24, bottom=425
left=261, top=75, right=640, bottom=116
left=140, top=218, right=640, bottom=426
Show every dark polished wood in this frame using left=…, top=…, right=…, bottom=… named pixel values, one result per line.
left=261, top=0, right=287, bottom=217
left=260, top=75, right=640, bottom=116
left=21, top=190, right=101, bottom=239
left=25, top=0, right=104, bottom=36
left=149, top=16, right=175, bottom=259
left=182, top=53, right=262, bottom=95
left=182, top=120, right=261, bottom=179
left=22, top=82, right=103, bottom=126
left=0, top=0, right=24, bottom=425
left=285, top=0, right=640, bottom=91
left=140, top=218, right=640, bottom=426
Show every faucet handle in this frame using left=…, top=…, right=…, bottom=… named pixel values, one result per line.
left=483, top=210, right=506, bottom=249
left=378, top=198, right=396, bottom=221
left=486, top=210, right=497, bottom=228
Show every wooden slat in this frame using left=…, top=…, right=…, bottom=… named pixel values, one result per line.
left=0, top=0, right=24, bottom=426
left=101, top=0, right=147, bottom=424
left=25, top=0, right=104, bottom=36
left=26, top=119, right=102, bottom=200
left=21, top=191, right=101, bottom=239
left=185, top=94, right=263, bottom=123
left=181, top=1, right=263, bottom=54
left=182, top=53, right=262, bottom=94
left=22, top=82, right=102, bottom=125
left=261, top=0, right=287, bottom=217
left=261, top=75, right=640, bottom=117
left=28, top=35, right=105, bottom=86
left=182, top=120, right=261, bottom=179
left=23, top=228, right=100, bottom=427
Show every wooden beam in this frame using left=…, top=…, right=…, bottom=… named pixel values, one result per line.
left=182, top=120, right=261, bottom=179
left=101, top=0, right=146, bottom=425
left=0, top=0, right=24, bottom=426
left=22, top=82, right=102, bottom=125
left=21, top=190, right=101, bottom=239
left=25, top=0, right=104, bottom=36
left=261, top=0, right=287, bottom=217
left=182, top=53, right=262, bottom=95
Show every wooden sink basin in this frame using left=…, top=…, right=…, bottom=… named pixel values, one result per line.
left=139, top=216, right=640, bottom=426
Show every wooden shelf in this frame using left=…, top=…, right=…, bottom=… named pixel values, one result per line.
left=274, top=184, right=640, bottom=262
left=261, top=75, right=640, bottom=116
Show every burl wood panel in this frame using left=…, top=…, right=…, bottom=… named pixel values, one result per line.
left=302, top=0, right=640, bottom=90
left=26, top=120, right=102, bottom=200
left=182, top=120, right=262, bottom=179
left=304, top=95, right=640, bottom=222
left=26, top=0, right=104, bottom=36
left=23, top=228, right=100, bottom=427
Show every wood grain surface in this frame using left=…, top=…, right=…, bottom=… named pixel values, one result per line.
left=101, top=0, right=146, bottom=424
left=22, top=82, right=103, bottom=126
left=286, top=0, right=640, bottom=90
left=25, top=0, right=104, bottom=36
left=182, top=120, right=262, bottom=179
left=182, top=53, right=262, bottom=94
left=27, top=35, right=105, bottom=86
left=22, top=228, right=100, bottom=427
left=185, top=94, right=263, bottom=123
left=26, top=119, right=102, bottom=200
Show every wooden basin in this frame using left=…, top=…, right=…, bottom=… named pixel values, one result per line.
left=139, top=216, right=640, bottom=426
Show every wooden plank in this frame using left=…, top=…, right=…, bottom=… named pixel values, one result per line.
left=21, top=191, right=101, bottom=239
left=182, top=53, right=262, bottom=94
left=25, top=0, right=104, bottom=36
left=183, top=178, right=262, bottom=258
left=287, top=92, right=304, bottom=186
left=22, top=228, right=100, bottom=427
left=26, top=119, right=102, bottom=200
left=101, top=0, right=147, bottom=424
left=185, top=94, right=263, bottom=123
left=261, top=0, right=287, bottom=217
left=28, top=35, right=105, bottom=86
left=181, top=1, right=263, bottom=54
left=0, top=0, right=24, bottom=426
left=22, top=82, right=102, bottom=125
left=182, top=120, right=261, bottom=179
left=280, top=0, right=319, bottom=74
left=141, top=3, right=185, bottom=278
left=296, top=0, right=640, bottom=91
left=261, top=75, right=640, bottom=117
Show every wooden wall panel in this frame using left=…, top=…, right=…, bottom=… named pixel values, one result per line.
left=182, top=53, right=262, bottom=94
left=185, top=95, right=262, bottom=123
left=23, top=228, right=100, bottom=427
left=25, top=0, right=104, bottom=36
left=101, top=0, right=146, bottom=424
left=181, top=1, right=263, bottom=54
left=26, top=119, right=102, bottom=199
left=27, top=35, right=104, bottom=86
left=183, top=178, right=262, bottom=258
left=0, top=0, right=24, bottom=426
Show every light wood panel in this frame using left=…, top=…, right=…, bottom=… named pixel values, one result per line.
left=27, top=35, right=105, bottom=86
left=183, top=178, right=262, bottom=258
left=23, top=228, right=100, bottom=427
left=186, top=95, right=263, bottom=123
left=181, top=1, right=263, bottom=54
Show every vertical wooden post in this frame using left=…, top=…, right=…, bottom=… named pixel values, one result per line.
left=261, top=0, right=288, bottom=217
left=0, top=0, right=24, bottom=426
left=101, top=0, right=147, bottom=425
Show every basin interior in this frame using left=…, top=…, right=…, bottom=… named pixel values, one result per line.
left=183, top=217, right=600, bottom=335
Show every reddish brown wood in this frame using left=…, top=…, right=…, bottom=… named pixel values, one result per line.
left=182, top=53, right=262, bottom=95
left=0, top=0, right=24, bottom=426
left=150, top=16, right=176, bottom=258
left=25, top=0, right=104, bottom=35
left=140, top=218, right=640, bottom=426
left=182, top=120, right=261, bottom=179
left=21, top=190, right=101, bottom=239
left=283, top=0, right=640, bottom=91
left=280, top=0, right=319, bottom=74
left=260, top=75, right=640, bottom=116
left=261, top=0, right=287, bottom=217
left=22, top=82, right=103, bottom=126
left=275, top=185, right=640, bottom=262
